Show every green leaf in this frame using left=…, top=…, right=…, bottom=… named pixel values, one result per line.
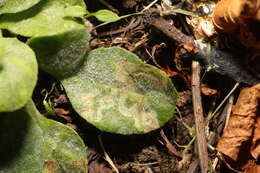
left=61, top=47, right=177, bottom=134
left=28, top=29, right=91, bottom=79
left=91, top=9, right=120, bottom=22
left=64, top=5, right=88, bottom=17
left=0, top=0, right=87, bottom=37
left=0, top=0, right=41, bottom=14
left=0, top=37, right=37, bottom=112
left=0, top=100, right=88, bottom=173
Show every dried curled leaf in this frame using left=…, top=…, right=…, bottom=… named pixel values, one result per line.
left=201, top=84, right=218, bottom=96
left=217, top=115, right=255, bottom=161
left=212, top=0, right=260, bottom=49
left=244, top=160, right=260, bottom=173
left=251, top=115, right=260, bottom=159
left=217, top=84, right=260, bottom=161
left=212, top=0, right=259, bottom=32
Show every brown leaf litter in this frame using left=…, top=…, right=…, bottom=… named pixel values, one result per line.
left=217, top=84, right=260, bottom=172
left=213, top=0, right=260, bottom=49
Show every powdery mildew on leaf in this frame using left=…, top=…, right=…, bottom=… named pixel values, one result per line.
left=62, top=47, right=177, bottom=134
left=28, top=29, right=91, bottom=79
left=0, top=101, right=88, bottom=173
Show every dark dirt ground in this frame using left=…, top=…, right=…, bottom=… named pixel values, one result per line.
left=31, top=0, right=260, bottom=172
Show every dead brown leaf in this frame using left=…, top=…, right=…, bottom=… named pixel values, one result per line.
left=212, top=0, right=260, bottom=48
left=217, top=115, right=255, bottom=161
left=201, top=84, right=219, bottom=96
left=88, top=148, right=112, bottom=173
left=232, top=84, right=260, bottom=117
left=212, top=0, right=259, bottom=32
left=55, top=108, right=70, bottom=115
left=244, top=160, right=260, bottom=173
left=250, top=111, right=260, bottom=159
left=217, top=84, right=260, bottom=161
left=151, top=43, right=166, bottom=69
left=54, top=108, right=72, bottom=123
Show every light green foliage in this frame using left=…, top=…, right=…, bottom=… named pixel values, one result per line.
left=0, top=0, right=87, bottom=37
left=0, top=37, right=37, bottom=112
left=0, top=101, right=88, bottom=173
left=90, top=9, right=120, bottom=22
left=28, top=29, right=91, bottom=79
left=61, top=47, right=177, bottom=134
left=0, top=31, right=2, bottom=64
left=64, top=5, right=88, bottom=17
left=0, top=0, right=41, bottom=14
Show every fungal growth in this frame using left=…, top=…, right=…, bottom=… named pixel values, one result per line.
left=62, top=47, right=178, bottom=134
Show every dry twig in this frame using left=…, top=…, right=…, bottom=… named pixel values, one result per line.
left=98, top=0, right=119, bottom=13
left=150, top=17, right=194, bottom=44
left=160, top=129, right=182, bottom=158
left=191, top=61, right=209, bottom=173
left=187, top=159, right=199, bottom=173
left=96, top=17, right=141, bottom=37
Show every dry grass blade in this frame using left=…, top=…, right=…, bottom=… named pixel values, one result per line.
left=98, top=134, right=120, bottom=173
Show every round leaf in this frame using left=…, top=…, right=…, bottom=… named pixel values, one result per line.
left=91, top=9, right=120, bottom=22
left=28, top=29, right=91, bottom=79
left=0, top=0, right=87, bottom=37
left=0, top=101, right=88, bottom=173
left=62, top=47, right=178, bottom=134
left=0, top=0, right=41, bottom=14
left=0, top=37, right=37, bottom=112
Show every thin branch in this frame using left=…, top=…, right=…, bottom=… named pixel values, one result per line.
left=187, top=95, right=235, bottom=172
left=98, top=0, right=119, bottom=13
left=160, top=129, right=182, bottom=158
left=187, top=159, right=199, bottom=173
left=191, top=61, right=209, bottom=173
left=150, top=17, right=194, bottom=44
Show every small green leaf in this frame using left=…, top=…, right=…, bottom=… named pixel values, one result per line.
left=0, top=100, right=88, bottom=173
left=0, top=0, right=41, bottom=14
left=28, top=29, right=91, bottom=79
left=91, top=9, right=120, bottom=22
left=61, top=47, right=177, bottom=134
left=64, top=5, right=87, bottom=17
left=43, top=99, right=56, bottom=116
left=0, top=37, right=37, bottom=112
left=0, top=0, right=87, bottom=37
